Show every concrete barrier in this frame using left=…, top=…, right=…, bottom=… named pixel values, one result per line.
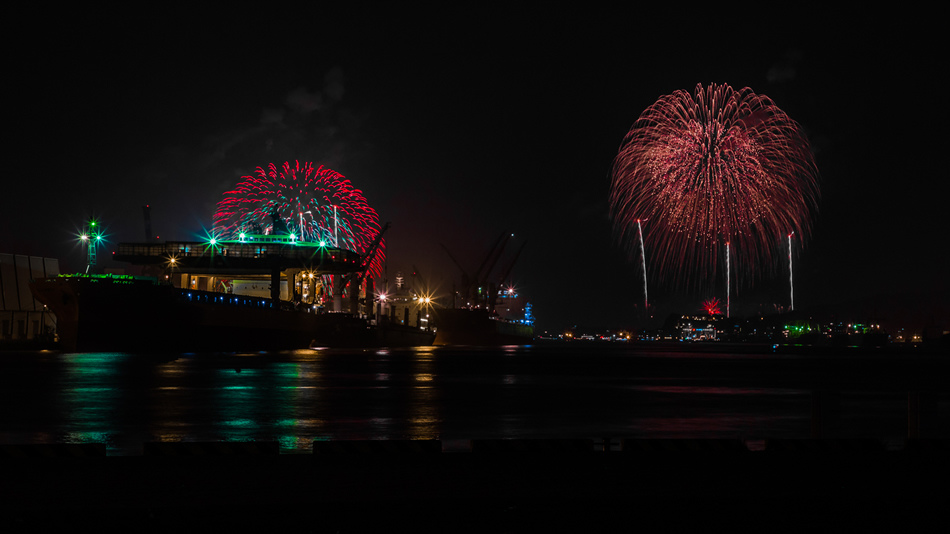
left=620, top=438, right=748, bottom=452
left=902, top=439, right=950, bottom=452
left=763, top=439, right=884, bottom=452
left=469, top=438, right=596, bottom=453
left=142, top=441, right=280, bottom=456
left=0, top=443, right=106, bottom=458
left=312, top=439, right=443, bottom=455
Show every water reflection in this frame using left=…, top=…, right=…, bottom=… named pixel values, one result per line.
left=44, top=351, right=338, bottom=454
left=408, top=347, right=441, bottom=440
left=58, top=353, right=132, bottom=450
left=0, top=346, right=932, bottom=455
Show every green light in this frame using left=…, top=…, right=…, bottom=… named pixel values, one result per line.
left=209, top=238, right=217, bottom=245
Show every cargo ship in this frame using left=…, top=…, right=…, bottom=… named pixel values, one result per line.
left=432, top=307, right=534, bottom=346
left=28, top=209, right=440, bottom=352
left=30, top=273, right=434, bottom=352
left=436, top=232, right=535, bottom=346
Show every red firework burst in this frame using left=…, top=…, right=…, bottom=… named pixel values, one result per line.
left=213, top=161, right=385, bottom=279
left=610, top=83, right=819, bottom=286
left=702, top=298, right=722, bottom=316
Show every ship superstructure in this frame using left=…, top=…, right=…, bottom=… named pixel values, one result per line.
left=31, top=227, right=434, bottom=352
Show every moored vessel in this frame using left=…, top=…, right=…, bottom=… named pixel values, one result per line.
left=432, top=307, right=534, bottom=346
left=31, top=273, right=434, bottom=352
left=436, top=232, right=535, bottom=346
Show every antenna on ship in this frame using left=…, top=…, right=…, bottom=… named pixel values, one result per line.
left=143, top=204, right=153, bottom=241
left=79, top=217, right=103, bottom=274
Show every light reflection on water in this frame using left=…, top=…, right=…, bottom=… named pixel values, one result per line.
left=0, top=346, right=940, bottom=455
left=409, top=350, right=441, bottom=440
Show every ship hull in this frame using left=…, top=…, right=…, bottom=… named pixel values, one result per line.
left=432, top=308, right=534, bottom=346
left=370, top=321, right=437, bottom=350
left=30, top=276, right=433, bottom=352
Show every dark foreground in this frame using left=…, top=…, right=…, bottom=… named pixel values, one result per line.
left=2, top=441, right=947, bottom=532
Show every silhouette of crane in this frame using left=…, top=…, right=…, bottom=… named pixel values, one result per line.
left=441, top=232, right=525, bottom=312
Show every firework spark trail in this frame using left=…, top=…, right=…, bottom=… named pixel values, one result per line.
left=610, top=83, right=819, bottom=288
left=637, top=219, right=648, bottom=313
left=788, top=232, right=794, bottom=311
left=725, top=241, right=730, bottom=318
left=213, top=161, right=385, bottom=279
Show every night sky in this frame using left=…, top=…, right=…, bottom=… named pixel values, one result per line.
left=5, top=9, right=946, bottom=333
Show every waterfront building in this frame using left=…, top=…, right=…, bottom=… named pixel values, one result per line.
left=0, top=253, right=60, bottom=343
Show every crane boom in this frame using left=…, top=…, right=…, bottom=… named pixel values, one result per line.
left=490, top=240, right=527, bottom=312
left=472, top=232, right=507, bottom=283
left=346, top=222, right=391, bottom=287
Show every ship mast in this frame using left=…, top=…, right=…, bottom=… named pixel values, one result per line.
left=80, top=218, right=102, bottom=274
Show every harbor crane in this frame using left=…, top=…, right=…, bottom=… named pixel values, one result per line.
left=442, top=231, right=524, bottom=311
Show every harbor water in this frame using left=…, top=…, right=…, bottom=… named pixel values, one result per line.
left=2, top=343, right=946, bottom=455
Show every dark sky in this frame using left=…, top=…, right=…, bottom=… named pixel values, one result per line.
left=5, top=9, right=946, bottom=333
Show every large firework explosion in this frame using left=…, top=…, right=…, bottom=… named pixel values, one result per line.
left=213, top=161, right=385, bottom=279
left=610, top=83, right=819, bottom=288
